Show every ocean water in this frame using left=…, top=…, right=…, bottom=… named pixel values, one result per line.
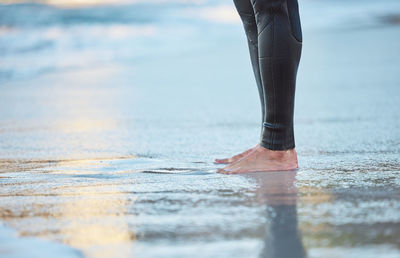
left=1, top=0, right=400, bottom=257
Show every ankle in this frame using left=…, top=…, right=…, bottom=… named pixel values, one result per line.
left=258, top=146, right=297, bottom=159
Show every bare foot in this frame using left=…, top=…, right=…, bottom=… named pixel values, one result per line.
left=218, top=145, right=298, bottom=174
left=214, top=144, right=259, bottom=164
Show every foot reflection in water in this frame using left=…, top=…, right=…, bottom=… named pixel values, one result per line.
left=245, top=171, right=306, bottom=258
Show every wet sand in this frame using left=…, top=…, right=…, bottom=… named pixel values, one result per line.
left=1, top=0, right=400, bottom=257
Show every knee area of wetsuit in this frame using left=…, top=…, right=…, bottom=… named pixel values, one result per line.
left=253, top=1, right=302, bottom=46
left=251, top=0, right=287, bottom=37
left=252, top=0, right=286, bottom=17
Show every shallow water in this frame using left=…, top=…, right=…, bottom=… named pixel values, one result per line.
left=1, top=0, right=400, bottom=257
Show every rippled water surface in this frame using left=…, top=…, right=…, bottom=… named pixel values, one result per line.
left=1, top=0, right=400, bottom=257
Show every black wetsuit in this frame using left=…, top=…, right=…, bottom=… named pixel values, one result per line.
left=233, top=0, right=302, bottom=150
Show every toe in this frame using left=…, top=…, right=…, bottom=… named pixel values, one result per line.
left=214, top=158, right=230, bottom=164
left=217, top=168, right=231, bottom=174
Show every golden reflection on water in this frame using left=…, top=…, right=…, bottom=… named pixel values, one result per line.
left=298, top=186, right=333, bottom=204
left=54, top=118, right=117, bottom=133
left=45, top=67, right=135, bottom=256
left=0, top=61, right=138, bottom=257
left=59, top=187, right=135, bottom=258
left=0, top=158, right=137, bottom=258
left=39, top=66, right=125, bottom=158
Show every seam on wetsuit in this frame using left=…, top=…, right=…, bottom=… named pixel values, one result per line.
left=263, top=122, right=287, bottom=129
left=257, top=16, right=273, bottom=37
left=259, top=56, right=291, bottom=59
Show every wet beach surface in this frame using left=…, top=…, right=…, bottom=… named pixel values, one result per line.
left=1, top=0, right=400, bottom=257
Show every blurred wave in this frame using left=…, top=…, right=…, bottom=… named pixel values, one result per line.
left=0, top=0, right=399, bottom=81
left=0, top=0, right=238, bottom=82
left=0, top=2, right=173, bottom=27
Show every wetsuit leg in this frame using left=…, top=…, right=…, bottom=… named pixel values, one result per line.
left=232, top=0, right=265, bottom=135
left=251, top=0, right=302, bottom=150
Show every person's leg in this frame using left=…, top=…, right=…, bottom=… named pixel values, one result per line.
left=257, top=0, right=302, bottom=150
left=219, top=0, right=302, bottom=173
left=214, top=0, right=264, bottom=164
